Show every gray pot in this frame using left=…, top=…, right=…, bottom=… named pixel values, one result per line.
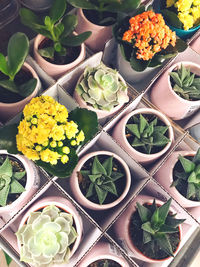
left=0, top=0, right=19, bottom=29
left=20, top=0, right=53, bottom=11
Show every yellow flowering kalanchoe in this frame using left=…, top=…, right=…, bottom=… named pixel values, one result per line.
left=16, top=96, right=85, bottom=165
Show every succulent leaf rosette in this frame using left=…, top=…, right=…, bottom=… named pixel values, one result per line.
left=113, top=6, right=187, bottom=72
left=16, top=205, right=78, bottom=266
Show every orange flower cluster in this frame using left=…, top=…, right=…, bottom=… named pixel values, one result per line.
left=122, top=11, right=177, bottom=61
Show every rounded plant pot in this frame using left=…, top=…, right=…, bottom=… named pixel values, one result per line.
left=112, top=108, right=174, bottom=165
left=20, top=0, right=53, bottom=11
left=73, top=72, right=128, bottom=119
left=0, top=62, right=40, bottom=123
left=0, top=150, right=40, bottom=223
left=154, top=151, right=200, bottom=208
left=17, top=196, right=83, bottom=266
left=115, top=194, right=182, bottom=263
left=70, top=150, right=131, bottom=210
left=76, top=8, right=113, bottom=52
left=77, top=242, right=129, bottom=267
left=191, top=36, right=200, bottom=55
left=150, top=61, right=200, bottom=120
left=33, top=34, right=86, bottom=79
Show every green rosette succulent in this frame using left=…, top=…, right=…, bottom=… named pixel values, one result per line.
left=16, top=205, right=78, bottom=266
left=76, top=63, right=129, bottom=111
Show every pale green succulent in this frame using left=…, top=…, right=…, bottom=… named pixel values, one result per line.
left=76, top=63, right=129, bottom=111
left=16, top=205, right=78, bottom=267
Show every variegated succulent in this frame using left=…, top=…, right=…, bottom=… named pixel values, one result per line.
left=75, top=63, right=129, bottom=111
left=16, top=205, right=78, bottom=266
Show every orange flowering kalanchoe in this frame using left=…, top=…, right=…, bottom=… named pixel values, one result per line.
left=122, top=10, right=177, bottom=61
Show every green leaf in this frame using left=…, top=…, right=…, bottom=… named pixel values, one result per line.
left=159, top=224, right=179, bottom=234
left=65, top=0, right=97, bottom=9
left=19, top=8, right=43, bottom=31
left=143, top=231, right=152, bottom=244
left=142, top=221, right=155, bottom=234
left=157, top=198, right=172, bottom=225
left=131, top=137, right=146, bottom=147
left=105, top=0, right=140, bottom=13
left=3, top=251, right=12, bottom=266
left=54, top=23, right=65, bottom=40
left=151, top=208, right=160, bottom=230
left=170, top=72, right=182, bottom=87
left=0, top=53, right=9, bottom=76
left=88, top=174, right=101, bottom=183
left=0, top=80, right=18, bottom=94
left=130, top=52, right=150, bottom=72
left=86, top=183, right=94, bottom=198
left=38, top=47, right=55, bottom=59
left=61, top=31, right=92, bottom=47
left=49, top=0, right=66, bottom=24
left=193, top=148, right=200, bottom=164
left=187, top=183, right=196, bottom=199
left=14, top=171, right=26, bottom=180
left=126, top=124, right=140, bottom=139
left=92, top=156, right=107, bottom=176
left=152, top=132, right=170, bottom=146
left=136, top=202, right=152, bottom=223
left=166, top=217, right=185, bottom=228
left=95, top=184, right=107, bottom=205
left=0, top=181, right=10, bottom=206
left=188, top=172, right=199, bottom=184
left=10, top=179, right=25, bottom=194
left=0, top=157, right=12, bottom=179
left=173, top=38, right=188, bottom=53
left=110, top=172, right=124, bottom=181
left=161, top=9, right=183, bottom=29
left=139, top=114, right=148, bottom=134
left=18, top=78, right=37, bottom=98
left=102, top=156, right=113, bottom=177
left=154, top=126, right=169, bottom=135
left=156, top=234, right=174, bottom=257
left=179, top=156, right=195, bottom=173
left=61, top=14, right=78, bottom=38
left=101, top=182, right=118, bottom=196
left=0, top=125, right=18, bottom=154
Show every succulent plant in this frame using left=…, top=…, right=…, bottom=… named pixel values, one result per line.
left=171, top=148, right=200, bottom=201
left=76, top=63, right=129, bottom=111
left=78, top=155, right=124, bottom=205
left=16, top=205, right=78, bottom=266
left=170, top=64, right=200, bottom=101
left=0, top=156, right=26, bottom=207
left=126, top=113, right=171, bottom=154
left=133, top=198, right=185, bottom=258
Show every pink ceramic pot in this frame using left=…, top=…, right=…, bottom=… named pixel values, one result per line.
left=112, top=108, right=174, bottom=165
left=115, top=195, right=182, bottom=263
left=150, top=61, right=200, bottom=120
left=76, top=8, right=112, bottom=52
left=34, top=34, right=86, bottom=79
left=191, top=36, right=200, bottom=55
left=73, top=72, right=129, bottom=119
left=154, top=151, right=200, bottom=208
left=70, top=151, right=131, bottom=210
left=0, top=150, right=40, bottom=223
left=17, top=196, right=83, bottom=266
left=0, top=62, right=40, bottom=123
left=77, top=242, right=129, bottom=267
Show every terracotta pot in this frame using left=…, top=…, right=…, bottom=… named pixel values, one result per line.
left=70, top=151, right=131, bottom=210
left=191, top=36, right=200, bottom=55
left=150, top=61, right=200, bottom=120
left=73, top=71, right=129, bottom=119
left=115, top=195, right=182, bottom=263
left=112, top=108, right=174, bottom=165
left=0, top=62, right=40, bottom=123
left=154, top=151, right=200, bottom=208
left=77, top=242, right=129, bottom=267
left=76, top=8, right=112, bottom=52
left=17, top=196, right=83, bottom=266
left=0, top=150, right=40, bottom=223
left=33, top=34, right=86, bottom=79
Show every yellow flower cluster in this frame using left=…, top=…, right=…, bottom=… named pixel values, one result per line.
left=166, top=0, right=200, bottom=30
left=16, top=96, right=85, bottom=165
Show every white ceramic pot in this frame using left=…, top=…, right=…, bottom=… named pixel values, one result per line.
left=34, top=34, right=86, bottom=79
left=112, top=108, right=174, bottom=165
left=70, top=151, right=131, bottom=210
left=150, top=61, right=200, bottom=120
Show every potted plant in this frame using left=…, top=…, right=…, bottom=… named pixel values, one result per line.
left=113, top=5, right=187, bottom=84
left=0, top=95, right=98, bottom=178
left=0, top=32, right=41, bottom=123
left=73, top=62, right=129, bottom=119
left=0, top=150, right=39, bottom=223
left=150, top=62, right=200, bottom=120
left=112, top=108, right=174, bottom=165
left=19, top=0, right=92, bottom=79
left=15, top=196, right=82, bottom=266
left=159, top=0, right=200, bottom=39
left=77, top=242, right=129, bottom=266
left=67, top=0, right=140, bottom=52
left=70, top=150, right=131, bottom=210
left=115, top=195, right=185, bottom=263
left=154, top=148, right=200, bottom=208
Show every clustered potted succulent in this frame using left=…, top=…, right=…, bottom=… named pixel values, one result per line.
left=74, top=62, right=129, bottom=119
left=151, top=61, right=200, bottom=120
left=0, top=32, right=40, bottom=123
left=20, top=0, right=91, bottom=79
left=112, top=108, right=174, bottom=164
left=115, top=195, right=185, bottom=263
left=67, top=0, right=140, bottom=52
left=70, top=151, right=131, bottom=210
left=154, top=148, right=200, bottom=208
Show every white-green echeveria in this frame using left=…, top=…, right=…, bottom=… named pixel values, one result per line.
left=76, top=63, right=129, bottom=111
left=16, top=205, right=78, bottom=267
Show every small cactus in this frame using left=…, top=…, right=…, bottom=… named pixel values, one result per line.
left=76, top=63, right=129, bottom=111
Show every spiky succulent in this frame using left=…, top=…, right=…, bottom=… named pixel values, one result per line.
left=135, top=198, right=185, bottom=258
left=0, top=156, right=26, bottom=207
left=171, top=148, right=200, bottom=201
left=78, top=155, right=124, bottom=205
left=170, top=64, right=200, bottom=101
left=75, top=63, right=129, bottom=111
left=126, top=113, right=170, bottom=154
left=16, top=205, right=78, bottom=266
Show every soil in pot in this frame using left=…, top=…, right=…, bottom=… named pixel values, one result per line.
left=88, top=259, right=121, bottom=267
left=129, top=203, right=180, bottom=260
left=83, top=9, right=116, bottom=26
left=78, top=155, right=126, bottom=205
left=38, top=38, right=81, bottom=65
left=0, top=69, right=33, bottom=103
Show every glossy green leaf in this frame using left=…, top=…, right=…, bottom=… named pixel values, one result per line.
left=157, top=198, right=172, bottom=225
left=61, top=15, right=78, bottom=38
left=0, top=53, right=9, bottom=76
left=10, top=179, right=25, bottom=194
left=0, top=124, right=18, bottom=154
left=161, top=9, right=183, bottom=29
left=66, top=0, right=97, bottom=9
left=49, top=0, right=66, bottom=23
left=3, top=251, right=12, bottom=266
left=0, top=80, right=18, bottom=93
left=179, top=156, right=195, bottom=173
left=38, top=47, right=55, bottom=59
left=156, top=234, right=174, bottom=257
left=61, top=31, right=92, bottom=47
left=18, top=78, right=37, bottom=98
left=19, top=8, right=42, bottom=31
left=136, top=202, right=151, bottom=223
